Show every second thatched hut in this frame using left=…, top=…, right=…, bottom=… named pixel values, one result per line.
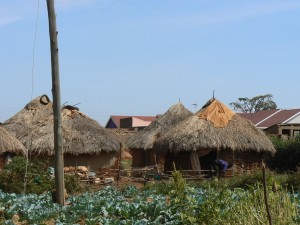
left=153, top=98, right=276, bottom=175
left=127, top=102, right=193, bottom=167
left=0, top=125, right=27, bottom=168
left=3, top=95, right=122, bottom=170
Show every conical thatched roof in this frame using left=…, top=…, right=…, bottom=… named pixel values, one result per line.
left=3, top=95, right=53, bottom=138
left=0, top=126, right=27, bottom=156
left=127, top=102, right=193, bottom=149
left=154, top=98, right=276, bottom=154
left=3, top=95, right=121, bottom=156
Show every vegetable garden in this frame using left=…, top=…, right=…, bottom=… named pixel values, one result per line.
left=0, top=171, right=299, bottom=224
left=1, top=138, right=300, bottom=224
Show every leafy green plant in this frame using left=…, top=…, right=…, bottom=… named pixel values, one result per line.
left=64, top=174, right=86, bottom=194
left=0, top=156, right=54, bottom=194
left=0, top=183, right=299, bottom=224
left=0, top=157, right=86, bottom=195
left=170, top=166, right=186, bottom=199
left=121, top=158, right=132, bottom=170
left=0, top=159, right=300, bottom=224
left=143, top=180, right=172, bottom=195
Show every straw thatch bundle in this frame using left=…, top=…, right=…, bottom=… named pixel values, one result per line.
left=3, top=95, right=121, bottom=156
left=127, top=102, right=193, bottom=150
left=0, top=126, right=27, bottom=156
left=154, top=98, right=276, bottom=154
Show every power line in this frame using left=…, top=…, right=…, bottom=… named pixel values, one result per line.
left=25, top=0, right=40, bottom=195
left=30, top=0, right=40, bottom=101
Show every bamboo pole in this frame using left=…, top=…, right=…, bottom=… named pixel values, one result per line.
left=46, top=0, right=65, bottom=206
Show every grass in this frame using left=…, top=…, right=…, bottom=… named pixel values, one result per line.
left=144, top=169, right=300, bottom=224
left=193, top=169, right=300, bottom=192
left=196, top=185, right=299, bottom=225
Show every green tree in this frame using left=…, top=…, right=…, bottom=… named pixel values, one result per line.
left=230, top=94, right=277, bottom=113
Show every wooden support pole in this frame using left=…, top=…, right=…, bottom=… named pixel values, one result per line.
left=117, top=142, right=124, bottom=186
left=46, top=0, right=65, bottom=206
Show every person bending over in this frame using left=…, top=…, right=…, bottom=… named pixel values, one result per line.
left=213, top=159, right=233, bottom=177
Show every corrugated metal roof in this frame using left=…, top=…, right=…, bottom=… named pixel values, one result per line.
left=237, top=109, right=280, bottom=125
left=239, top=109, right=300, bottom=129
left=258, top=109, right=300, bottom=128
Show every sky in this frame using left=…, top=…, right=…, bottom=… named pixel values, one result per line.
left=1, top=0, right=300, bottom=126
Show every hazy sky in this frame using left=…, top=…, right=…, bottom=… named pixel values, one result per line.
left=1, top=0, right=299, bottom=125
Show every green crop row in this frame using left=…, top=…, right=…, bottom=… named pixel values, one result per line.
left=0, top=174, right=299, bottom=224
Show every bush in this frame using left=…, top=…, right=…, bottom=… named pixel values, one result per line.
left=195, top=169, right=268, bottom=191
left=64, top=174, right=86, bottom=194
left=279, top=173, right=300, bottom=191
left=0, top=156, right=86, bottom=195
left=268, top=137, right=300, bottom=172
left=0, top=156, right=53, bottom=194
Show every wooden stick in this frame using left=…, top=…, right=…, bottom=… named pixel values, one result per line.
left=117, top=143, right=123, bottom=186
left=263, top=163, right=273, bottom=225
left=165, top=170, right=213, bottom=172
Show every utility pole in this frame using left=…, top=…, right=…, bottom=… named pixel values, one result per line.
left=47, top=0, right=65, bottom=206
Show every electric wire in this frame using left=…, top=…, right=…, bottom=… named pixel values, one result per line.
left=30, top=0, right=40, bottom=100
left=24, top=0, right=40, bottom=194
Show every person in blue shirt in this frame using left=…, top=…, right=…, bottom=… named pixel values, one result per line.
left=213, top=159, right=233, bottom=177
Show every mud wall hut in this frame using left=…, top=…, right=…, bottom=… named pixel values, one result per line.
left=3, top=95, right=121, bottom=171
left=126, top=102, right=193, bottom=167
left=154, top=98, right=276, bottom=175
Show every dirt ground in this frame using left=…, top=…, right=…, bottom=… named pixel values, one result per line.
left=71, top=154, right=163, bottom=193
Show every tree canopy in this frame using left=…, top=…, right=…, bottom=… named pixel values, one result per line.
left=230, top=94, right=277, bottom=113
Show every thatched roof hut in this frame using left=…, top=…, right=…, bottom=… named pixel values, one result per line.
left=3, top=95, right=121, bottom=170
left=127, top=102, right=193, bottom=167
left=0, top=126, right=27, bottom=168
left=0, top=126, right=27, bottom=156
left=154, top=98, right=276, bottom=174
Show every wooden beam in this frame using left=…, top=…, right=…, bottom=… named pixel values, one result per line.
left=190, top=151, right=201, bottom=174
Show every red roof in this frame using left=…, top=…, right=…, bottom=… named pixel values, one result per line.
left=257, top=109, right=300, bottom=128
left=238, top=109, right=279, bottom=125
left=238, top=109, right=300, bottom=129
left=106, top=115, right=158, bottom=128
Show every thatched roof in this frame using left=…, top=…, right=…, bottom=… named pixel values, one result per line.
left=107, top=128, right=137, bottom=147
left=3, top=95, right=53, bottom=137
left=3, top=95, right=121, bottom=156
left=127, top=102, right=193, bottom=149
left=0, top=126, right=27, bottom=156
left=154, top=98, right=276, bottom=154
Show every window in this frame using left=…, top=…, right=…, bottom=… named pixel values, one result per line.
left=282, top=129, right=290, bottom=135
